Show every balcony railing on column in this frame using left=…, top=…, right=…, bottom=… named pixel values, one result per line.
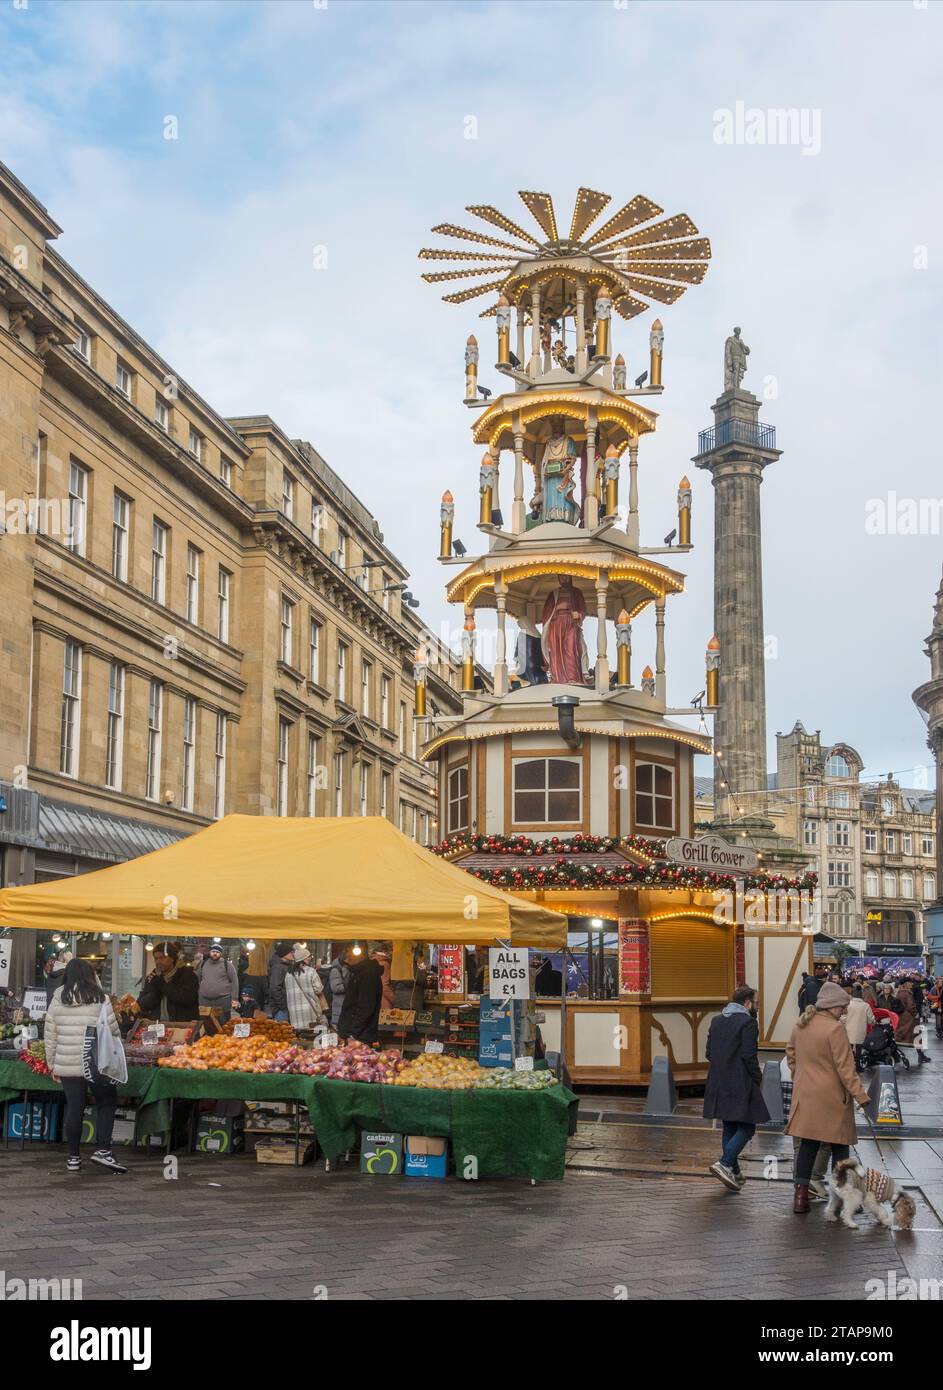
left=697, top=419, right=777, bottom=453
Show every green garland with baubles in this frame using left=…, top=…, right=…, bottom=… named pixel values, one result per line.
left=432, top=831, right=818, bottom=894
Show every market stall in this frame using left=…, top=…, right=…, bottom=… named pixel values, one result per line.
left=0, top=817, right=572, bottom=1179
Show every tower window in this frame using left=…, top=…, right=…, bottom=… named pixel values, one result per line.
left=635, top=761, right=675, bottom=831
left=512, top=757, right=581, bottom=825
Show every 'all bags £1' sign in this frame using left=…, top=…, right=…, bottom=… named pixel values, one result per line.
left=489, top=948, right=529, bottom=1001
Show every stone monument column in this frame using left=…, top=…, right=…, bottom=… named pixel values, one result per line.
left=913, top=566, right=943, bottom=970
left=693, top=331, right=781, bottom=836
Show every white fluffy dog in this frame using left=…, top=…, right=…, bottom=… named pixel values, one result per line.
left=825, top=1158, right=916, bottom=1231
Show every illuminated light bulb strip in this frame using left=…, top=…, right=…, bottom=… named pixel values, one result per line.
left=609, top=560, right=684, bottom=588
left=430, top=222, right=534, bottom=254
left=441, top=278, right=508, bottom=304
left=466, top=204, right=541, bottom=247
left=418, top=248, right=518, bottom=263
left=568, top=187, right=611, bottom=243
left=584, top=195, right=665, bottom=247
left=597, top=260, right=709, bottom=286
left=519, top=190, right=559, bottom=242
left=600, top=238, right=712, bottom=264
left=621, top=276, right=686, bottom=304
left=422, top=266, right=510, bottom=283
left=609, top=213, right=701, bottom=250
left=648, top=909, right=721, bottom=925
left=613, top=296, right=650, bottom=321
left=421, top=722, right=713, bottom=761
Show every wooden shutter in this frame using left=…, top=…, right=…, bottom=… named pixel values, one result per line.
left=650, top=918, right=731, bottom=998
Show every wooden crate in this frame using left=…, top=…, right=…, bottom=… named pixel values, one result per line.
left=254, top=1139, right=317, bottom=1167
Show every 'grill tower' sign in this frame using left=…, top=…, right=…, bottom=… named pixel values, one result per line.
left=665, top=834, right=759, bottom=874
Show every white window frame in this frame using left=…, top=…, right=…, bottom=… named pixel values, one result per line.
left=307, top=732, right=320, bottom=816
left=381, top=674, right=390, bottom=729
left=901, top=872, right=914, bottom=899
left=902, top=832, right=913, bottom=856
left=188, top=426, right=202, bottom=461
left=219, top=455, right=232, bottom=488
left=827, top=861, right=852, bottom=889
left=827, top=820, right=850, bottom=848
left=59, top=640, right=82, bottom=778
left=73, top=325, right=91, bottom=362
left=105, top=661, right=125, bottom=791
left=361, top=659, right=371, bottom=718
left=883, top=871, right=897, bottom=898
left=115, top=360, right=132, bottom=399
left=864, top=829, right=877, bottom=852
left=336, top=640, right=348, bottom=702
left=926, top=872, right=937, bottom=900
left=276, top=718, right=290, bottom=816
left=67, top=461, right=88, bottom=557
left=634, top=760, right=674, bottom=832
left=112, top=491, right=130, bottom=582
left=186, top=544, right=201, bottom=626
left=280, top=596, right=294, bottom=665
left=217, top=567, right=231, bottom=643
left=155, top=397, right=169, bottom=432
left=151, top=520, right=168, bottom=605
left=884, top=830, right=896, bottom=854
left=360, top=763, right=369, bottom=817
left=182, top=696, right=196, bottom=812
left=214, top=713, right=227, bottom=820
left=865, top=869, right=880, bottom=897
left=381, top=772, right=391, bottom=820
left=337, top=529, right=348, bottom=569
left=803, top=819, right=818, bottom=846
left=281, top=469, right=295, bottom=521
left=334, top=752, right=344, bottom=817
left=309, top=617, right=321, bottom=683
left=923, top=834, right=935, bottom=857
left=146, top=680, right=163, bottom=801
left=447, top=765, right=469, bottom=833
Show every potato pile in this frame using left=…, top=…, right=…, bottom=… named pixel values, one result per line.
left=393, top=1054, right=485, bottom=1090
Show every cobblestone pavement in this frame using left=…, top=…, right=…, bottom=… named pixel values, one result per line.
left=0, top=1144, right=931, bottom=1301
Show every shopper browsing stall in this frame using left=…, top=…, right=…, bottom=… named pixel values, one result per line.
left=266, top=942, right=295, bottom=1021
left=45, top=958, right=126, bottom=1174
left=137, top=942, right=199, bottom=1022
left=285, top=947, right=327, bottom=1032
left=196, top=945, right=240, bottom=1022
left=337, top=944, right=384, bottom=1045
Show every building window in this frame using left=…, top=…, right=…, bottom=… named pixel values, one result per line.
left=276, top=718, right=291, bottom=816
left=73, top=325, right=91, bottom=362
left=826, top=898, right=852, bottom=935
left=360, top=763, right=369, bottom=816
left=155, top=397, right=169, bottom=432
left=381, top=675, right=391, bottom=729
left=826, top=788, right=850, bottom=809
left=182, top=696, right=196, bottom=812
left=217, top=567, right=231, bottom=643
left=115, top=360, right=132, bottom=399
left=864, top=829, right=877, bottom=852
left=865, top=869, right=879, bottom=897
left=146, top=680, right=163, bottom=801
left=337, top=529, right=348, bottom=569
left=309, top=617, right=321, bottom=683
left=826, top=821, right=850, bottom=848
left=884, top=830, right=896, bottom=854
left=381, top=772, right=391, bottom=820
left=901, top=872, right=914, bottom=898
left=333, top=753, right=344, bottom=817
left=635, top=761, right=674, bottom=831
left=214, top=713, right=227, bottom=819
left=827, top=861, right=852, bottom=889
left=59, top=640, right=82, bottom=777
left=219, top=456, right=232, bottom=488
left=399, top=801, right=407, bottom=833
left=111, top=491, right=130, bottom=582
left=336, top=640, right=348, bottom=702
left=902, top=832, right=913, bottom=856
left=311, top=502, right=325, bottom=547
left=151, top=520, right=168, bottom=604
left=421, top=811, right=430, bottom=846
left=926, top=872, right=937, bottom=900
left=188, top=427, right=202, bottom=461
left=67, top=461, right=88, bottom=556
left=186, top=544, right=201, bottom=625
left=281, top=469, right=295, bottom=521
left=803, top=819, right=818, bottom=846
left=511, top=757, right=582, bottom=826
left=448, top=765, right=469, bottom=832
left=400, top=703, right=407, bottom=754
left=883, top=871, right=897, bottom=898
left=361, top=660, right=371, bottom=718
left=825, top=754, right=850, bottom=777
left=923, top=834, right=934, bottom=857
left=280, top=596, right=294, bottom=665
left=307, top=733, right=320, bottom=816
left=806, top=786, right=816, bottom=807
left=105, top=661, right=124, bottom=790
left=381, top=573, right=391, bottom=612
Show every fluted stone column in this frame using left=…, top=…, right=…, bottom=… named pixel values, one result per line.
left=694, top=386, right=781, bottom=833
left=913, top=567, right=943, bottom=969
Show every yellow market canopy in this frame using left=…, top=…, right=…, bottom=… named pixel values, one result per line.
left=0, top=815, right=566, bottom=949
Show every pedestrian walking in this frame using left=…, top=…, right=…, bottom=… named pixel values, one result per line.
left=780, top=1055, right=830, bottom=1200
left=328, top=949, right=351, bottom=1031
left=337, top=945, right=384, bottom=1045
left=284, top=947, right=328, bottom=1032
left=703, top=985, right=769, bottom=1192
left=842, top=989, right=876, bottom=1071
left=785, top=981, right=871, bottom=1214
left=44, top=959, right=127, bottom=1174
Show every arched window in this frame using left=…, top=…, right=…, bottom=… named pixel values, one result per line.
left=926, top=873, right=937, bottom=901
left=865, top=869, right=879, bottom=897
left=883, top=871, right=897, bottom=898
left=900, top=872, right=914, bottom=899
left=826, top=753, right=850, bottom=777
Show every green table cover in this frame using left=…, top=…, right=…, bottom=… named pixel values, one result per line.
left=0, top=1060, right=578, bottom=1180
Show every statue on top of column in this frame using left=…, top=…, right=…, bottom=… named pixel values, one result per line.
left=537, top=417, right=579, bottom=525
left=724, top=326, right=750, bottom=391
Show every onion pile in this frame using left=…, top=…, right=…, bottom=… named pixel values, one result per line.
left=265, top=1043, right=405, bottom=1083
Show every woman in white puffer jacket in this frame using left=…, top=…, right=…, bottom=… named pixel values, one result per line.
left=45, top=958, right=126, bottom=1174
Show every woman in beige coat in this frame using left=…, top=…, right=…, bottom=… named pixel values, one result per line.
left=785, top=981, right=871, bottom=1214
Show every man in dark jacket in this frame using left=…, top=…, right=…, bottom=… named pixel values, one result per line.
left=798, top=971, right=822, bottom=1011
left=137, top=943, right=199, bottom=1022
left=337, top=947, right=384, bottom=1044
left=703, top=984, right=769, bottom=1192
left=266, top=943, right=295, bottom=1022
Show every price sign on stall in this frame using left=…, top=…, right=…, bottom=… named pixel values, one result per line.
left=317, top=1032, right=338, bottom=1049
left=488, top=948, right=530, bottom=1000
left=514, top=1056, right=534, bottom=1073
left=232, top=1022, right=251, bottom=1038
left=22, top=988, right=47, bottom=1020
left=424, top=1039, right=444, bottom=1055
left=0, top=937, right=10, bottom=990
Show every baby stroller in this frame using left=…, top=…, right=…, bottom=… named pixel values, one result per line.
left=861, top=1019, right=910, bottom=1071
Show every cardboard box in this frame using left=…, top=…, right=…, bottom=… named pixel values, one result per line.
left=360, top=1131, right=403, bottom=1175
left=195, top=1112, right=244, bottom=1154
left=404, top=1135, right=448, bottom=1178
left=4, top=1099, right=61, bottom=1142
left=255, top=1138, right=317, bottom=1166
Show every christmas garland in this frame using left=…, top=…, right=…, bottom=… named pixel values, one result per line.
left=432, top=831, right=817, bottom=895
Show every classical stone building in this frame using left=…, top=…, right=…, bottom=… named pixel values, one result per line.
left=0, top=160, right=466, bottom=984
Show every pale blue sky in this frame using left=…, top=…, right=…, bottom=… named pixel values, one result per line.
left=3, top=0, right=941, bottom=788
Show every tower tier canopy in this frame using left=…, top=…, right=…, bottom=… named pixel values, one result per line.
left=446, top=552, right=685, bottom=622
left=473, top=392, right=657, bottom=461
